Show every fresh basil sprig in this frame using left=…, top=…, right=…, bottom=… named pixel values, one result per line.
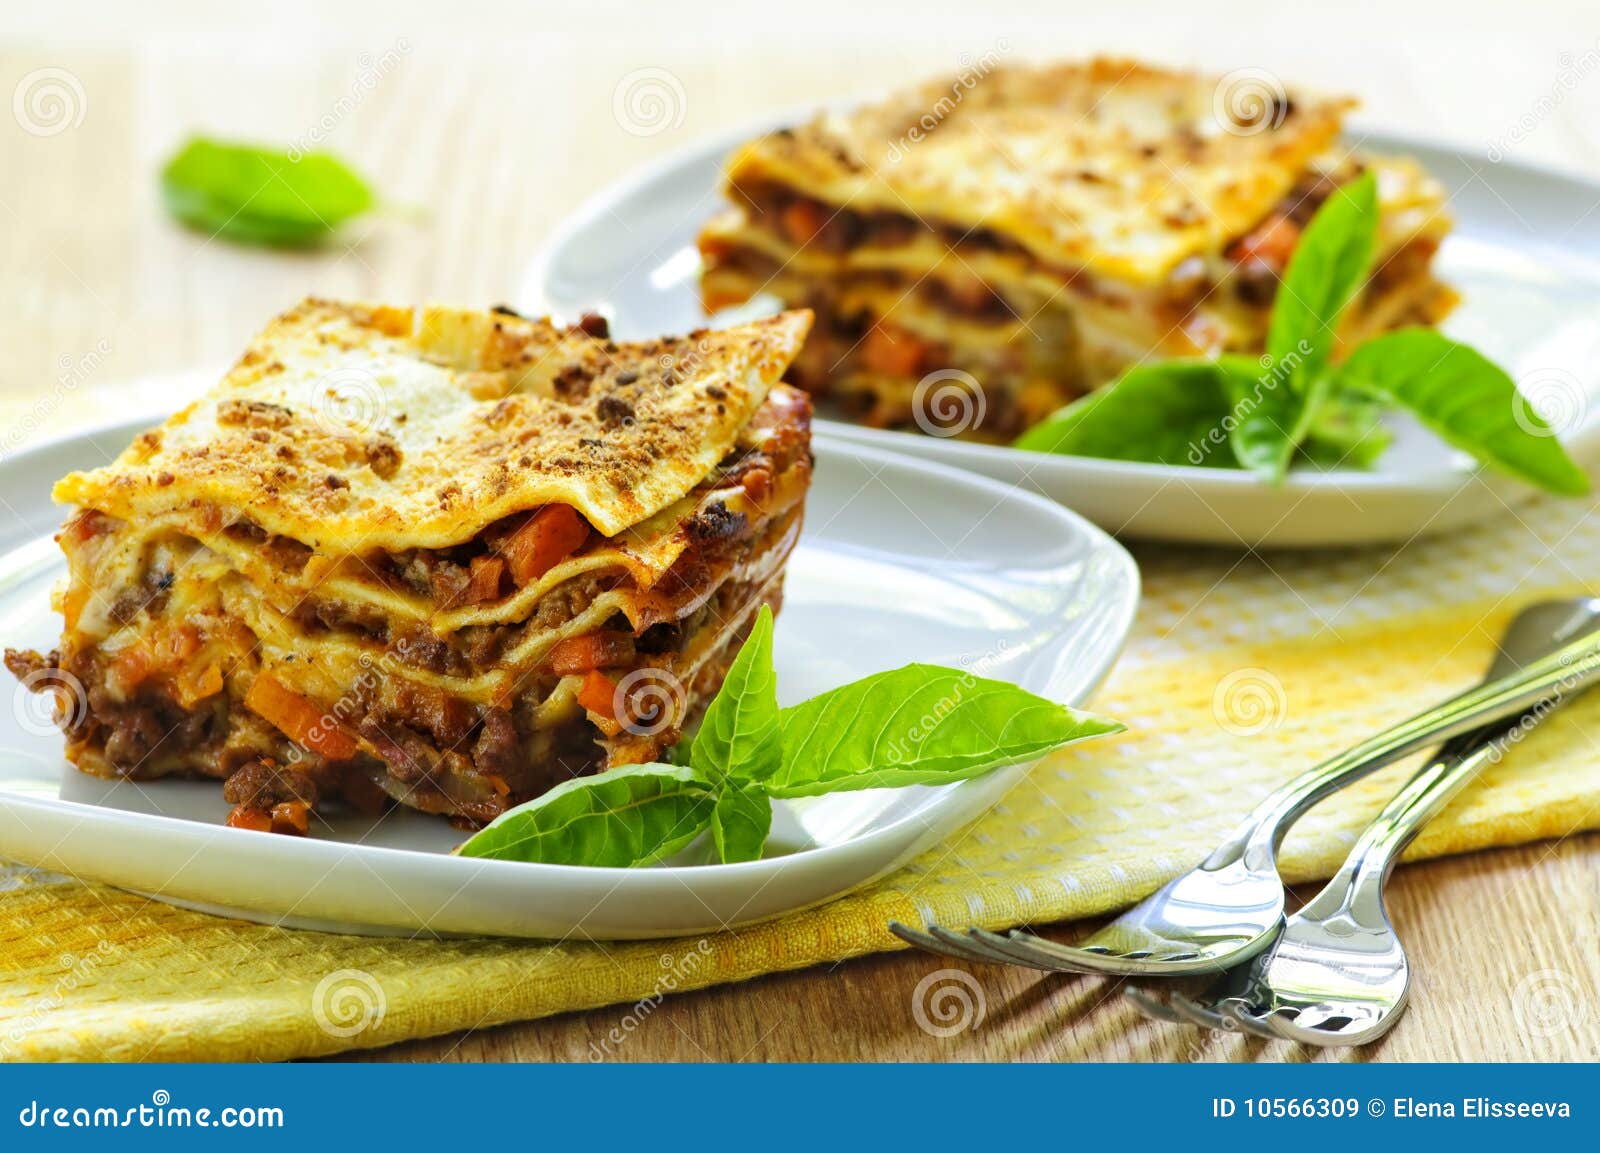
left=689, top=606, right=780, bottom=863
left=457, top=606, right=1122, bottom=866
left=1012, top=361, right=1259, bottom=468
left=769, top=664, right=1122, bottom=796
left=454, top=763, right=716, bottom=868
left=1267, top=170, right=1379, bottom=390
left=160, top=137, right=376, bottom=248
left=1335, top=328, right=1589, bottom=495
left=1014, top=171, right=1588, bottom=494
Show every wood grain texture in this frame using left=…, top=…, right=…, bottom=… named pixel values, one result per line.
left=356, top=835, right=1600, bottom=1062
left=3, top=1, right=1599, bottom=1063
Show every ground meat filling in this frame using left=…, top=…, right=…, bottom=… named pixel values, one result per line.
left=7, top=388, right=813, bottom=832
left=732, top=178, right=1031, bottom=261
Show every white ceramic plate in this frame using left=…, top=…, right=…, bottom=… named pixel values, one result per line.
left=0, top=416, right=1137, bottom=940
left=522, top=117, right=1600, bottom=548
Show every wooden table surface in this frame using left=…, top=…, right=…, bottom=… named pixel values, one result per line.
left=4, top=0, right=1599, bottom=1062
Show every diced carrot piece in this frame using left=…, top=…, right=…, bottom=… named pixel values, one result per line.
left=245, top=673, right=359, bottom=762
left=226, top=805, right=273, bottom=832
left=499, top=505, right=590, bottom=586
left=109, top=645, right=153, bottom=694
left=1227, top=213, right=1301, bottom=271
left=860, top=326, right=926, bottom=378
left=780, top=199, right=828, bottom=246
left=174, top=662, right=224, bottom=709
left=576, top=669, right=619, bottom=720
left=739, top=466, right=773, bottom=505
left=62, top=585, right=88, bottom=632
left=270, top=801, right=311, bottom=836
left=61, top=510, right=111, bottom=546
left=547, top=633, right=637, bottom=675
left=165, top=624, right=202, bottom=662
left=466, top=554, right=506, bottom=604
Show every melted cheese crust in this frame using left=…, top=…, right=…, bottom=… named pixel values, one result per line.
left=722, top=58, right=1355, bottom=285
left=57, top=299, right=812, bottom=547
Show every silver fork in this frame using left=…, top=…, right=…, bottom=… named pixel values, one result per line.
left=891, top=598, right=1600, bottom=977
left=1129, top=598, right=1596, bottom=1046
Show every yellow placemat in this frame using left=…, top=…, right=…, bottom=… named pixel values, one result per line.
left=4, top=492, right=1600, bottom=1062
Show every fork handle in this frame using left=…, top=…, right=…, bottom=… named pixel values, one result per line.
left=1204, top=630, right=1600, bottom=871
left=1295, top=718, right=1519, bottom=923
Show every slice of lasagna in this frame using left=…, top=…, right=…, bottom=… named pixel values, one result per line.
left=698, top=58, right=1456, bottom=440
left=6, top=299, right=813, bottom=834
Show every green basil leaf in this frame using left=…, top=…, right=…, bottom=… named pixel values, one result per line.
left=456, top=763, right=716, bottom=866
left=1336, top=328, right=1589, bottom=495
left=1012, top=361, right=1241, bottom=468
left=709, top=781, right=772, bottom=864
left=690, top=604, right=781, bottom=785
left=160, top=137, right=375, bottom=249
left=1300, top=391, right=1393, bottom=469
left=1216, top=353, right=1331, bottom=482
left=767, top=665, right=1123, bottom=798
left=1266, top=171, right=1378, bottom=388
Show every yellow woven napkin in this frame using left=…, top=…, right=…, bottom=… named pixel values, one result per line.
left=4, top=493, right=1599, bottom=1062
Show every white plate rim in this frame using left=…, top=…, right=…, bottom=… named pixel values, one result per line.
left=0, top=411, right=1139, bottom=936
left=520, top=113, right=1600, bottom=503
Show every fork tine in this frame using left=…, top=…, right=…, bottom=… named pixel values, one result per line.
left=928, top=925, right=1039, bottom=967
left=999, top=929, right=1201, bottom=977
left=1266, top=1005, right=1384, bottom=1048
left=1163, top=990, right=1236, bottom=1031
left=1123, top=987, right=1190, bottom=1025
left=966, top=929, right=1113, bottom=974
left=1266, top=1013, right=1339, bottom=1046
left=887, top=921, right=1008, bottom=967
left=1220, top=1000, right=1282, bottom=1040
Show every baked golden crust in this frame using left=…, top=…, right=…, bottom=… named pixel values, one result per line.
left=722, top=57, right=1355, bottom=284
left=13, top=301, right=817, bottom=829
left=56, top=298, right=813, bottom=546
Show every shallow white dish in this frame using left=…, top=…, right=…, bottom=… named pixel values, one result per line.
left=0, top=415, right=1137, bottom=940
left=522, top=116, right=1600, bottom=548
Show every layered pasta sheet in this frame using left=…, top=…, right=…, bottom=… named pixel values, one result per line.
left=698, top=58, right=1456, bottom=439
left=7, top=299, right=814, bottom=831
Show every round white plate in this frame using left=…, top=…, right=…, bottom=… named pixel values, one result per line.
left=0, top=416, right=1137, bottom=940
left=521, top=117, right=1600, bottom=548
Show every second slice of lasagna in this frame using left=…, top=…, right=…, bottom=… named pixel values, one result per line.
left=699, top=58, right=1456, bottom=439
left=7, top=299, right=813, bottom=833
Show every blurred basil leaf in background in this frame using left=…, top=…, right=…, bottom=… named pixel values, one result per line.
left=160, top=137, right=375, bottom=248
